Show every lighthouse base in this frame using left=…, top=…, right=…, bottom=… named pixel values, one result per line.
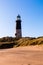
left=15, top=29, right=22, bottom=38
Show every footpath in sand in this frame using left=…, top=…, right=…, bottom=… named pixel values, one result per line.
left=0, top=45, right=43, bottom=65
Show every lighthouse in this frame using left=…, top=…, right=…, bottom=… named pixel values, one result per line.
left=15, top=15, right=22, bottom=38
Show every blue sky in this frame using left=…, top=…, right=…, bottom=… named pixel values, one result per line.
left=0, top=0, right=43, bottom=37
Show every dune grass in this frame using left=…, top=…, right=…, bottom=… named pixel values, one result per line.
left=0, top=36, right=43, bottom=49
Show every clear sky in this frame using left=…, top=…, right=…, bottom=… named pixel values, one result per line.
left=0, top=0, right=43, bottom=38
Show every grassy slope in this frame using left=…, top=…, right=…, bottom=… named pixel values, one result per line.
left=0, top=37, right=43, bottom=48
left=15, top=37, right=43, bottom=46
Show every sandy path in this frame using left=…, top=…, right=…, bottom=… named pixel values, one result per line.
left=0, top=45, right=43, bottom=65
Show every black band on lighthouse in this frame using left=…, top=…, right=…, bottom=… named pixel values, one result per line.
left=16, top=20, right=21, bottom=29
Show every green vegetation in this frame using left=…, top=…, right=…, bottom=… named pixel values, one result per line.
left=0, top=36, right=43, bottom=49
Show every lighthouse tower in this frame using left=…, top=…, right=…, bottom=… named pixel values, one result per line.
left=15, top=15, right=22, bottom=38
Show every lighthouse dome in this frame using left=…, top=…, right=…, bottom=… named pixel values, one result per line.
left=17, top=14, right=21, bottom=20
left=17, top=15, right=21, bottom=18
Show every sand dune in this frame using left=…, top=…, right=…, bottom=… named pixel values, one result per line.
left=0, top=45, right=43, bottom=65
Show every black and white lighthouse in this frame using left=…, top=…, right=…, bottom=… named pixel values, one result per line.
left=15, top=15, right=22, bottom=38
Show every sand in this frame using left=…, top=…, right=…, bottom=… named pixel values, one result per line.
left=0, top=45, right=43, bottom=65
